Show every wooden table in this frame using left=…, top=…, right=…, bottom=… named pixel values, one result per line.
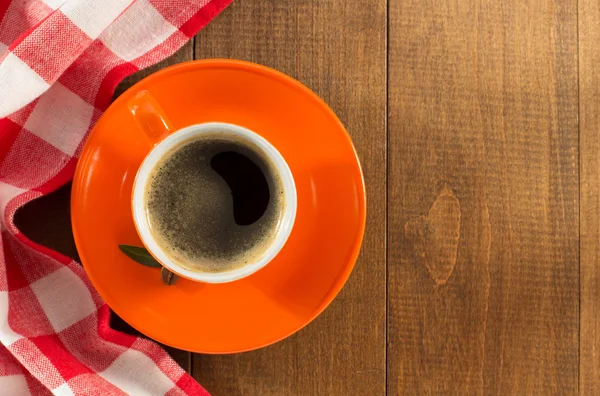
left=14, top=0, right=600, bottom=394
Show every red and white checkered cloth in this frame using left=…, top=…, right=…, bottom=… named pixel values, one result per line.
left=0, top=0, right=231, bottom=394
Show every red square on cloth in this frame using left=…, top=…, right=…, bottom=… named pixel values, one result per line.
left=8, top=287, right=55, bottom=338
left=58, top=311, right=128, bottom=373
left=0, top=129, right=71, bottom=190
left=0, top=118, right=21, bottom=166
left=30, top=334, right=94, bottom=381
left=8, top=338, right=64, bottom=389
left=3, top=232, right=64, bottom=286
left=0, top=0, right=53, bottom=46
left=12, top=13, right=91, bottom=83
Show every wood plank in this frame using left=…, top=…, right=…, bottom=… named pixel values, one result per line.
left=193, top=1, right=387, bottom=395
left=387, top=0, right=579, bottom=394
left=14, top=42, right=195, bottom=374
left=580, top=0, right=600, bottom=393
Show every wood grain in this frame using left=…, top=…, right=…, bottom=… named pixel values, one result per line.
left=388, top=0, right=579, bottom=394
left=192, top=1, right=387, bottom=395
left=580, top=0, right=600, bottom=393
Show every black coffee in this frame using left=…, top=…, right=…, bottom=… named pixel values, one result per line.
left=145, top=135, right=284, bottom=272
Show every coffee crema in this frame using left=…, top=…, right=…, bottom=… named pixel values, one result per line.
left=144, top=134, right=285, bottom=273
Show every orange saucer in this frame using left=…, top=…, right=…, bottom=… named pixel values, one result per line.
left=71, top=60, right=366, bottom=353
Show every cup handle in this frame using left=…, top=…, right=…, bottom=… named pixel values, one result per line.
left=128, top=90, right=174, bottom=146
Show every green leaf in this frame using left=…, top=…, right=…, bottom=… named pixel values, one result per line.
left=119, top=245, right=162, bottom=268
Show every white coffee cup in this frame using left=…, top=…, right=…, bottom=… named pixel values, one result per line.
left=130, top=95, right=296, bottom=283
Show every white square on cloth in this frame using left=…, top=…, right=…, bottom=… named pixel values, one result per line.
left=53, top=383, right=76, bottom=396
left=0, top=181, right=26, bottom=221
left=0, top=53, right=50, bottom=118
left=100, top=0, right=177, bottom=62
left=0, top=374, right=31, bottom=395
left=24, top=82, right=94, bottom=157
left=41, top=0, right=67, bottom=10
left=30, top=267, right=96, bottom=332
left=99, top=349, right=176, bottom=395
left=61, top=0, right=132, bottom=39
left=0, top=291, right=24, bottom=346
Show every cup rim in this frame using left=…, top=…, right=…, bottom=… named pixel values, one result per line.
left=132, top=122, right=297, bottom=283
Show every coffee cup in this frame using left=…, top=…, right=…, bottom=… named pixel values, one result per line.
left=129, top=91, right=297, bottom=283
